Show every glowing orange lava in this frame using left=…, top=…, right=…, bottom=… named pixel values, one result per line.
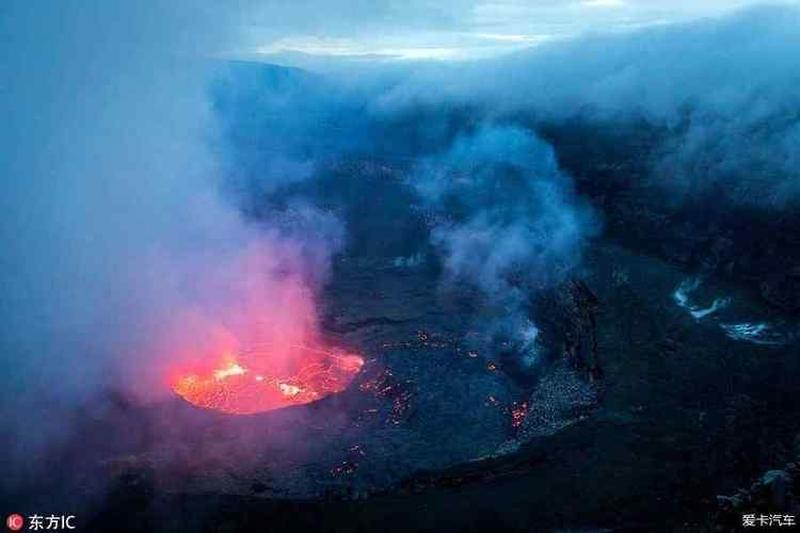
left=171, top=345, right=364, bottom=414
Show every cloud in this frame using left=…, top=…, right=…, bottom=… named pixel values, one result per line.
left=0, top=0, right=344, bottom=483
left=581, top=0, right=626, bottom=8
left=240, top=0, right=792, bottom=63
left=374, top=4, right=800, bottom=206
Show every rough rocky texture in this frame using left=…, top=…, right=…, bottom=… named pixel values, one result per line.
left=12, top=252, right=603, bottom=519
left=37, top=240, right=799, bottom=532
left=543, top=120, right=800, bottom=314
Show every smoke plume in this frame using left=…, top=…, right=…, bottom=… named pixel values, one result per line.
left=0, top=1, right=343, bottom=486
left=413, top=125, right=597, bottom=365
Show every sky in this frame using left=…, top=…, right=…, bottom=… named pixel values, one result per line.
left=239, top=0, right=798, bottom=62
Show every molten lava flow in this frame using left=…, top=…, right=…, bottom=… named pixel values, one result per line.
left=171, top=345, right=364, bottom=414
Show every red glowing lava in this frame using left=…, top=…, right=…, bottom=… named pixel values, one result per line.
left=171, top=344, right=364, bottom=414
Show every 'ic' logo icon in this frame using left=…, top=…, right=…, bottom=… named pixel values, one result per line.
left=5, top=514, right=24, bottom=531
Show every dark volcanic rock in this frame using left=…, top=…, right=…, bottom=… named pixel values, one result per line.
left=761, top=272, right=800, bottom=313
left=542, top=120, right=800, bottom=314
left=41, top=241, right=800, bottom=532
left=716, top=463, right=800, bottom=530
left=45, top=257, right=605, bottom=506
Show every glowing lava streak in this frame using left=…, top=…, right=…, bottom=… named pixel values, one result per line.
left=171, top=345, right=364, bottom=414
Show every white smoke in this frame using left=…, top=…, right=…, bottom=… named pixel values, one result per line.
left=414, top=125, right=597, bottom=364
left=0, top=0, right=344, bottom=479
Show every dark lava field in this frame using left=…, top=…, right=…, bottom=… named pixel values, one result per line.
left=14, top=144, right=800, bottom=531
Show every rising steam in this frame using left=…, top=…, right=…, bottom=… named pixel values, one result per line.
left=0, top=1, right=344, bottom=480
left=412, top=125, right=597, bottom=365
